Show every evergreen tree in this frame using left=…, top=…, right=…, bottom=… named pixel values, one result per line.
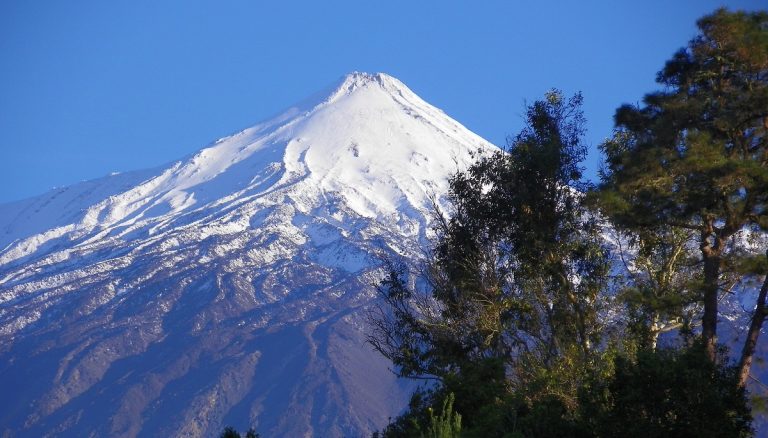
left=370, top=9, right=764, bottom=435
left=580, top=343, right=753, bottom=437
left=219, top=426, right=241, bottom=438
left=598, top=8, right=768, bottom=362
left=218, top=426, right=259, bottom=438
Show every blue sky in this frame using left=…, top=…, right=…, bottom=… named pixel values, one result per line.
left=0, top=0, right=764, bottom=203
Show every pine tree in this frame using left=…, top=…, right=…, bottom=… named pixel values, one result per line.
left=580, top=343, right=753, bottom=437
left=598, top=8, right=768, bottom=362
left=219, top=426, right=241, bottom=438
left=218, top=426, right=259, bottom=438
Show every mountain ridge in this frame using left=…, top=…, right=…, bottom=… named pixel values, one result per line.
left=0, top=72, right=497, bottom=437
left=0, top=72, right=491, bottom=266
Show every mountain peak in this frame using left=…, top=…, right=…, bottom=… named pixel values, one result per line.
left=0, top=73, right=497, bottom=437
left=0, top=73, right=496, bottom=261
left=313, top=71, right=411, bottom=109
left=341, top=71, right=394, bottom=85
left=336, top=71, right=402, bottom=92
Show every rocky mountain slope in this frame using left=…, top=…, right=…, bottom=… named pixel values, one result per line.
left=0, top=72, right=496, bottom=437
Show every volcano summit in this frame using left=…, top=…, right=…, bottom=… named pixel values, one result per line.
left=0, top=73, right=496, bottom=437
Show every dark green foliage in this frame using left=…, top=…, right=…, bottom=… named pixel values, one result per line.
left=378, top=344, right=754, bottom=438
left=218, top=426, right=259, bottom=438
left=374, top=360, right=509, bottom=437
left=581, top=344, right=753, bottom=438
left=439, top=91, right=609, bottom=366
left=369, top=91, right=611, bottom=437
left=598, top=8, right=768, bottom=360
left=368, top=90, right=609, bottom=388
left=219, top=426, right=240, bottom=438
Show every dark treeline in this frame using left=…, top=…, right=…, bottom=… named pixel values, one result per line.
left=368, top=8, right=768, bottom=438
left=218, top=426, right=259, bottom=438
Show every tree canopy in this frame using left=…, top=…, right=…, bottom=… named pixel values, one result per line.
left=599, top=8, right=768, bottom=361
left=369, top=8, right=766, bottom=437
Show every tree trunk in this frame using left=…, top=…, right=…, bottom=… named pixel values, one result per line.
left=737, top=253, right=768, bottom=388
left=701, top=232, right=723, bottom=362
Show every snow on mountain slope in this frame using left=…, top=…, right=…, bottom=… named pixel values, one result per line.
left=0, top=72, right=497, bottom=437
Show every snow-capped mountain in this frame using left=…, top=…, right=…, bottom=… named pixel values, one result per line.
left=0, top=72, right=497, bottom=437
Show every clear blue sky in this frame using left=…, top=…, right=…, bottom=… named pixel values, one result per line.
left=0, top=0, right=764, bottom=203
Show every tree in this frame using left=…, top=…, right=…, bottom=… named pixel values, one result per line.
left=737, top=250, right=768, bottom=388
left=439, top=91, right=610, bottom=369
left=218, top=426, right=259, bottom=438
left=598, top=8, right=768, bottom=362
left=368, top=90, right=611, bottom=434
left=610, top=225, right=699, bottom=349
left=580, top=343, right=753, bottom=437
left=371, top=8, right=763, bottom=437
left=219, top=426, right=241, bottom=438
